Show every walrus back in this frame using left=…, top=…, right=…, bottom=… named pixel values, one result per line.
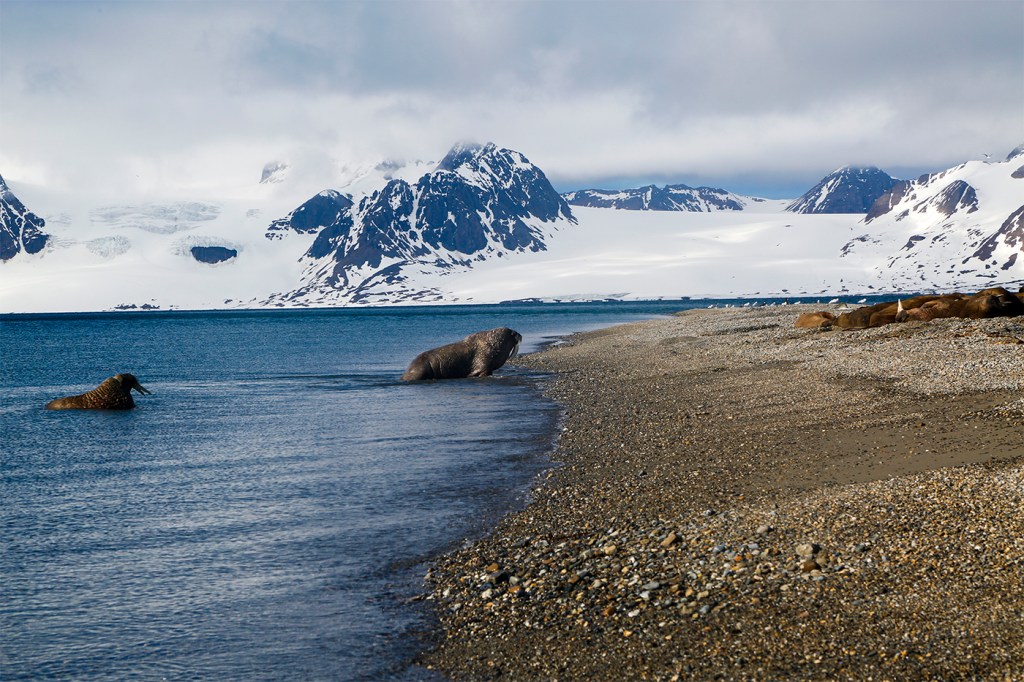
left=401, top=342, right=476, bottom=381
left=46, top=377, right=136, bottom=410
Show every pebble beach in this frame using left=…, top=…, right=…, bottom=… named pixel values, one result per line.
left=420, top=304, right=1024, bottom=681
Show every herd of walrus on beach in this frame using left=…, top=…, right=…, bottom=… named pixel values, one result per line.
left=795, top=286, right=1024, bottom=330
left=45, top=287, right=1023, bottom=411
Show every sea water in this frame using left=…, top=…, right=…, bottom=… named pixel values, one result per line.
left=0, top=299, right=876, bottom=680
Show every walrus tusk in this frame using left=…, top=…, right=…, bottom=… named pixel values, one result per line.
left=895, top=299, right=907, bottom=323
left=134, top=383, right=152, bottom=395
left=509, top=341, right=520, bottom=360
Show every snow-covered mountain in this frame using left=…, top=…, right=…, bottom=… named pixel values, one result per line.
left=562, top=184, right=779, bottom=212
left=265, top=190, right=354, bottom=240
left=786, top=166, right=901, bottom=214
left=840, top=145, right=1024, bottom=291
left=275, top=142, right=577, bottom=305
left=3, top=142, right=1022, bottom=313
left=1, top=174, right=50, bottom=261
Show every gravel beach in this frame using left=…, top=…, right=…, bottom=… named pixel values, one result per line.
left=420, top=305, right=1024, bottom=681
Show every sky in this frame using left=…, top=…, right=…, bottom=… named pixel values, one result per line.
left=1, top=0, right=1022, bottom=199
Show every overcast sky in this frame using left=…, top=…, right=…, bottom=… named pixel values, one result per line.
left=1, top=0, right=1022, bottom=198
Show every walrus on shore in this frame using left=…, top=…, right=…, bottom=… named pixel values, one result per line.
left=962, top=287, right=1024, bottom=319
left=895, top=294, right=969, bottom=322
left=45, top=373, right=152, bottom=410
left=794, top=311, right=836, bottom=329
left=834, top=295, right=943, bottom=329
left=402, top=327, right=522, bottom=381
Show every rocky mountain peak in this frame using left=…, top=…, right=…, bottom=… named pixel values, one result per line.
left=288, top=142, right=575, bottom=304
left=1, top=173, right=50, bottom=261
left=787, top=166, right=901, bottom=214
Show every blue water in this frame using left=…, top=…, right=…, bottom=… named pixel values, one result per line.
left=0, top=298, right=892, bottom=680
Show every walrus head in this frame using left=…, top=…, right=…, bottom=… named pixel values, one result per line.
left=115, top=373, right=152, bottom=395
left=506, top=330, right=522, bottom=362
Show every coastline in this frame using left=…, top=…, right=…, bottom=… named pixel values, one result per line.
left=420, top=304, right=1024, bottom=680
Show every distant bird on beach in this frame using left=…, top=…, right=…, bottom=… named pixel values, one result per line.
left=46, top=373, right=152, bottom=410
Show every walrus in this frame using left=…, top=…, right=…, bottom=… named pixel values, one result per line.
left=962, top=287, right=1024, bottom=319
left=896, top=294, right=968, bottom=322
left=45, top=373, right=152, bottom=410
left=794, top=311, right=836, bottom=329
left=834, top=295, right=944, bottom=329
left=401, top=327, right=522, bottom=381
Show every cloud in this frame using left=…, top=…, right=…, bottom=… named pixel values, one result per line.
left=0, top=0, right=1021, bottom=197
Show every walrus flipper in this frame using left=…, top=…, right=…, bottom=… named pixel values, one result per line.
left=46, top=373, right=151, bottom=410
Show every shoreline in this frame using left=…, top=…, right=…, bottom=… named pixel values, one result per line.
left=420, top=305, right=1024, bottom=680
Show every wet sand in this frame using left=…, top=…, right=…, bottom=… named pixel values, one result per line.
left=421, top=305, right=1024, bottom=681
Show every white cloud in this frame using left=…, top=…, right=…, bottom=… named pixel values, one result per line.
left=0, top=0, right=1021, bottom=198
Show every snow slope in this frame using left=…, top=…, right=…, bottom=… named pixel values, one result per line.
left=839, top=151, right=1024, bottom=292
left=422, top=207, right=870, bottom=302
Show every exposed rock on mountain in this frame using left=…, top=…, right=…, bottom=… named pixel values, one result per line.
left=260, top=161, right=289, bottom=184
left=265, top=190, right=353, bottom=240
left=0, top=174, right=50, bottom=261
left=191, top=245, right=238, bottom=264
left=284, top=142, right=576, bottom=304
left=563, top=184, right=758, bottom=211
left=841, top=146, right=1024, bottom=291
left=787, top=167, right=901, bottom=214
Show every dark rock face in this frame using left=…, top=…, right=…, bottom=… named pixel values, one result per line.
left=190, top=246, right=237, bottom=264
left=865, top=181, right=912, bottom=222
left=865, top=178, right=979, bottom=224
left=926, top=180, right=979, bottom=218
left=787, top=167, right=901, bottom=214
left=301, top=142, right=575, bottom=297
left=973, top=205, right=1024, bottom=262
left=1, top=174, right=50, bottom=261
left=563, top=184, right=747, bottom=211
left=266, top=190, right=353, bottom=240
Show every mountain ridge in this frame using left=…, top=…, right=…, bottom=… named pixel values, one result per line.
left=1, top=174, right=50, bottom=261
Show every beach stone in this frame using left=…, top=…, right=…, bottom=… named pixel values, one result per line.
left=661, top=532, right=679, bottom=547
left=755, top=525, right=773, bottom=535
left=795, top=543, right=820, bottom=557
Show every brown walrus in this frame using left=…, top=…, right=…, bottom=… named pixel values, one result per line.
left=46, top=373, right=152, bottom=410
left=794, top=311, right=836, bottom=329
left=402, top=327, right=522, bottom=381
left=895, top=294, right=968, bottom=322
left=962, top=287, right=1024, bottom=319
left=834, top=295, right=942, bottom=329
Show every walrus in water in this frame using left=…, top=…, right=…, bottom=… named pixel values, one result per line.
left=46, top=373, right=152, bottom=410
left=402, top=327, right=522, bottom=381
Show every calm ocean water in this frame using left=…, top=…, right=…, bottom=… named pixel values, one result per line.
left=0, top=299, right=884, bottom=680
